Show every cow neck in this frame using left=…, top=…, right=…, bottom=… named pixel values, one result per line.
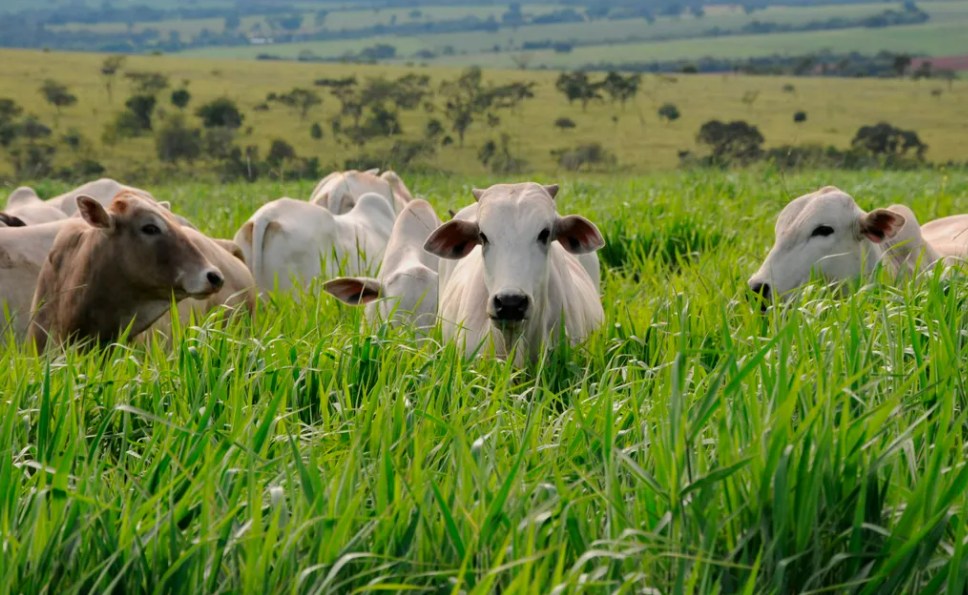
left=865, top=235, right=941, bottom=280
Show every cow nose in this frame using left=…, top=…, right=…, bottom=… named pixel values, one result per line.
left=492, top=292, right=529, bottom=321
left=207, top=270, right=224, bottom=290
left=748, top=281, right=771, bottom=303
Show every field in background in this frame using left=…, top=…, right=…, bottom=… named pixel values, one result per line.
left=3, top=169, right=968, bottom=592
left=177, top=1, right=968, bottom=68
left=0, top=48, right=966, bottom=182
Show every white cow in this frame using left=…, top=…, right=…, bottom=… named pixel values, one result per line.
left=0, top=220, right=71, bottom=338
left=920, top=214, right=968, bottom=261
left=424, top=182, right=604, bottom=364
left=45, top=178, right=155, bottom=216
left=324, top=199, right=441, bottom=331
left=748, top=186, right=944, bottom=302
left=4, top=187, right=68, bottom=225
left=309, top=169, right=413, bottom=214
left=233, top=193, right=395, bottom=293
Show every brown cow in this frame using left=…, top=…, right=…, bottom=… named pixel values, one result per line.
left=28, top=192, right=224, bottom=350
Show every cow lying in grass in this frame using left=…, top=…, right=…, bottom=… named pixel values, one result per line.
left=425, top=182, right=604, bottom=364
left=28, top=193, right=224, bottom=350
left=748, top=186, right=963, bottom=304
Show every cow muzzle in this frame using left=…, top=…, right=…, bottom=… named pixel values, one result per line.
left=182, top=266, right=224, bottom=298
left=489, top=291, right=530, bottom=325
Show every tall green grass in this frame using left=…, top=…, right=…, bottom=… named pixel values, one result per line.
left=1, top=169, right=967, bottom=593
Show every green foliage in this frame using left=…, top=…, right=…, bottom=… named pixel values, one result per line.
left=658, top=102, right=681, bottom=122
left=155, top=114, right=202, bottom=163
left=195, top=97, right=244, bottom=129
left=171, top=88, right=192, bottom=109
left=39, top=79, right=76, bottom=114
left=551, top=142, right=616, bottom=171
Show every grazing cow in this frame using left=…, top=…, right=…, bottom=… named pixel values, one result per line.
left=4, top=187, right=68, bottom=225
left=28, top=192, right=224, bottom=350
left=424, top=182, right=605, bottom=364
left=324, top=199, right=441, bottom=331
left=233, top=193, right=395, bottom=293
left=144, top=231, right=257, bottom=338
left=0, top=220, right=69, bottom=338
left=748, top=186, right=944, bottom=303
left=309, top=169, right=413, bottom=214
left=0, top=213, right=27, bottom=227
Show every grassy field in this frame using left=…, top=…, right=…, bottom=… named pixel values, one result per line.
left=1, top=48, right=966, bottom=181
left=3, top=169, right=968, bottom=592
left=178, top=2, right=968, bottom=68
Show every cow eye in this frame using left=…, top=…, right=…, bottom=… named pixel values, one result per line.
left=811, top=225, right=834, bottom=238
left=537, top=228, right=551, bottom=244
left=479, top=232, right=489, bottom=246
left=141, top=223, right=161, bottom=236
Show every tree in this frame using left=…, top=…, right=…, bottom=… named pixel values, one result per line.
left=793, top=111, right=807, bottom=123
left=39, top=80, right=76, bottom=125
left=697, top=120, right=765, bottom=165
left=555, top=72, right=603, bottom=111
left=439, top=67, right=535, bottom=147
left=171, top=89, right=191, bottom=110
left=851, top=122, right=926, bottom=159
left=196, top=97, right=244, bottom=129
left=267, top=139, right=296, bottom=167
left=270, top=88, right=322, bottom=120
left=100, top=55, right=126, bottom=102
left=478, top=133, right=527, bottom=174
left=125, top=71, right=169, bottom=96
left=893, top=54, right=912, bottom=77
left=125, top=94, right=157, bottom=131
left=602, top=72, right=641, bottom=108
left=310, top=122, right=323, bottom=140
left=0, top=98, right=24, bottom=147
left=156, top=114, right=202, bottom=163
left=658, top=103, right=681, bottom=123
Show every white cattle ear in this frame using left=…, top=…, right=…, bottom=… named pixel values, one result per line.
left=859, top=208, right=905, bottom=243
left=76, top=195, right=114, bottom=230
left=543, top=184, right=560, bottom=199
left=555, top=215, right=605, bottom=254
left=471, top=188, right=486, bottom=201
left=157, top=201, right=172, bottom=211
left=324, top=277, right=382, bottom=305
left=424, top=220, right=481, bottom=259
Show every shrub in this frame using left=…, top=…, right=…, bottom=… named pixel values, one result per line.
left=793, top=111, right=807, bottom=123
left=658, top=103, right=681, bottom=123
left=551, top=143, right=616, bottom=171
left=554, top=117, right=576, bottom=130
left=171, top=89, right=191, bottom=109
left=196, top=97, right=244, bottom=129
left=156, top=115, right=202, bottom=163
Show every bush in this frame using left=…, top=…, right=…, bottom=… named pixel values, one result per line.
left=156, top=115, right=202, bottom=163
left=171, top=89, right=191, bottom=109
left=554, top=117, right=576, bottom=130
left=658, top=103, right=681, bottom=123
left=793, top=111, right=807, bottom=123
left=696, top=119, right=764, bottom=165
left=125, top=94, right=157, bottom=131
left=852, top=122, right=926, bottom=159
left=267, top=139, right=296, bottom=167
left=310, top=122, right=323, bottom=140
left=551, top=143, right=617, bottom=171
left=196, top=97, right=244, bottom=129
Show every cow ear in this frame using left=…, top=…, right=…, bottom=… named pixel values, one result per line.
left=471, top=188, right=485, bottom=201
left=157, top=200, right=172, bottom=211
left=555, top=215, right=605, bottom=254
left=859, top=208, right=905, bottom=244
left=323, top=277, right=382, bottom=305
left=76, top=195, right=113, bottom=230
left=543, top=184, right=560, bottom=199
left=424, top=220, right=480, bottom=259
left=0, top=212, right=26, bottom=227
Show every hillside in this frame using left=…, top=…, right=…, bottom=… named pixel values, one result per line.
left=0, top=48, right=965, bottom=183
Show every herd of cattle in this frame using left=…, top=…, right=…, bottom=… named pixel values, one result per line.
left=1, top=172, right=967, bottom=362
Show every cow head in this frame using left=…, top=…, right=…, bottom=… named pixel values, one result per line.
left=76, top=191, right=224, bottom=299
left=425, top=182, right=603, bottom=329
left=748, top=186, right=905, bottom=303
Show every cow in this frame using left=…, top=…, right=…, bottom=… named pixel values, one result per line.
left=324, top=198, right=441, bottom=331
left=143, top=231, right=257, bottom=339
left=0, top=220, right=69, bottom=339
left=920, top=214, right=968, bottom=261
left=423, top=182, right=605, bottom=364
left=309, top=169, right=413, bottom=214
left=4, top=186, right=68, bottom=225
left=28, top=192, right=224, bottom=351
left=747, top=186, right=944, bottom=303
left=45, top=178, right=155, bottom=216
left=233, top=192, right=395, bottom=293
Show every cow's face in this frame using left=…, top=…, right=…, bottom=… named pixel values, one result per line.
left=76, top=192, right=224, bottom=299
left=748, top=187, right=904, bottom=304
left=425, top=182, right=603, bottom=329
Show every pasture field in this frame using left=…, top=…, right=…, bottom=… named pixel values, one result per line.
left=1, top=49, right=967, bottom=179
left=2, top=169, right=968, bottom=592
left=179, top=2, right=968, bottom=67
